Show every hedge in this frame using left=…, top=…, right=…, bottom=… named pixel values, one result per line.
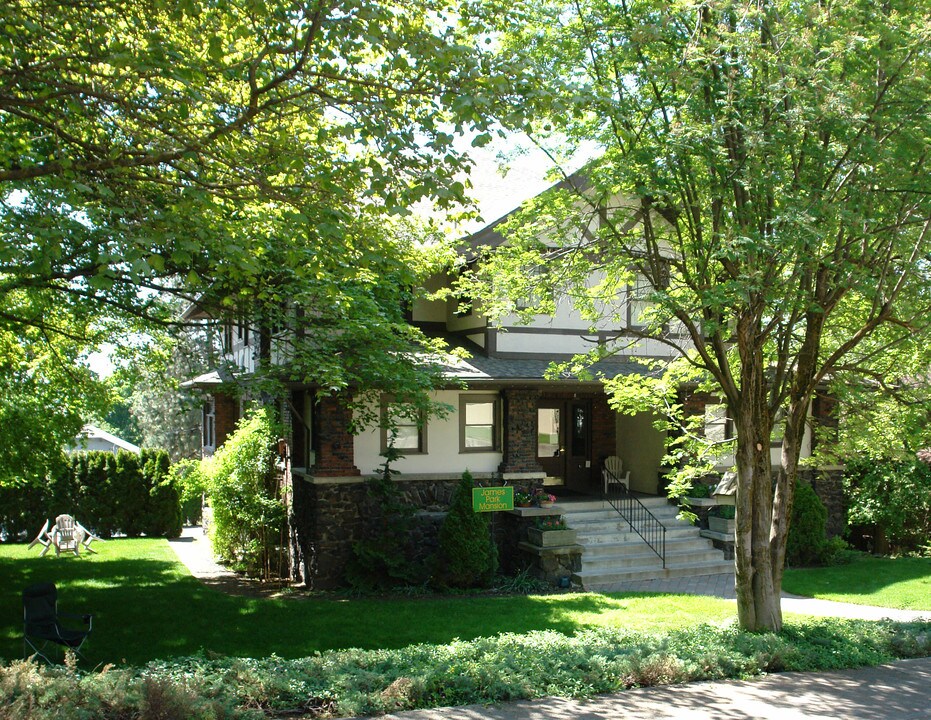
left=0, top=449, right=181, bottom=541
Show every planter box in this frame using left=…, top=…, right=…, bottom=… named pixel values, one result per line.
left=527, top=528, right=578, bottom=547
left=708, top=516, right=735, bottom=535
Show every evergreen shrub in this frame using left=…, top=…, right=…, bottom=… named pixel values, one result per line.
left=0, top=449, right=179, bottom=540
left=786, top=481, right=828, bottom=567
left=432, top=470, right=498, bottom=588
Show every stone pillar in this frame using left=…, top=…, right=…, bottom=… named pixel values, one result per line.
left=498, top=388, right=544, bottom=478
left=312, top=395, right=360, bottom=477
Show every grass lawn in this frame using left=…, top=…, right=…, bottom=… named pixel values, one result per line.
left=1, top=538, right=735, bottom=665
left=783, top=554, right=931, bottom=610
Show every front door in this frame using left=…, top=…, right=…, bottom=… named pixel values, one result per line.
left=537, top=399, right=593, bottom=490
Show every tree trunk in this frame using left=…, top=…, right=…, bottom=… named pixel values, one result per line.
left=732, top=313, right=782, bottom=632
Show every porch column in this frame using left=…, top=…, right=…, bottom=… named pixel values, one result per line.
left=312, top=395, right=360, bottom=477
left=591, top=393, right=616, bottom=466
left=498, top=388, right=545, bottom=479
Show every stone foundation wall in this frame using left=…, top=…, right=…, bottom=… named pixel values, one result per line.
left=291, top=474, right=520, bottom=589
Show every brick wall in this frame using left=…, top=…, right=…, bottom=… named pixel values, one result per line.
left=214, top=392, right=240, bottom=448
left=499, top=388, right=544, bottom=475
left=312, top=395, right=360, bottom=477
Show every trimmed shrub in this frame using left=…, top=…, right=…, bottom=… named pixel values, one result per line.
left=0, top=450, right=180, bottom=541
left=432, top=471, right=498, bottom=588
left=141, top=450, right=181, bottom=538
left=786, top=481, right=828, bottom=567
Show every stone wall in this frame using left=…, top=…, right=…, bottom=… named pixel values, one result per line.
left=800, top=467, right=846, bottom=538
left=292, top=475, right=511, bottom=589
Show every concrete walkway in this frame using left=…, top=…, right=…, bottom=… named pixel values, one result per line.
left=369, top=657, right=931, bottom=720
left=167, top=526, right=283, bottom=597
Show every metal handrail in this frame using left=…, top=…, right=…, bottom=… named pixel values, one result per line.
left=603, top=468, right=666, bottom=567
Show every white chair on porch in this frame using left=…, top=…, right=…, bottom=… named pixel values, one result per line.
left=602, top=456, right=630, bottom=494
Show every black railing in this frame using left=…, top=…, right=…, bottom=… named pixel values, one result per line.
left=604, top=469, right=666, bottom=567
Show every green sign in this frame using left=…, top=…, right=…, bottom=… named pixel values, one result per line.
left=472, top=486, right=514, bottom=513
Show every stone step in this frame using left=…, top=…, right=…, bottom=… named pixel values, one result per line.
left=562, top=508, right=683, bottom=524
left=555, top=495, right=731, bottom=588
left=558, top=497, right=674, bottom=513
left=580, top=536, right=717, bottom=558
left=573, top=559, right=735, bottom=588
left=574, top=526, right=701, bottom=544
left=581, top=548, right=727, bottom=572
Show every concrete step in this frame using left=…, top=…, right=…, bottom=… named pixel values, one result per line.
left=581, top=539, right=720, bottom=561
left=573, top=558, right=735, bottom=587
left=558, top=495, right=731, bottom=589
left=581, top=548, right=727, bottom=572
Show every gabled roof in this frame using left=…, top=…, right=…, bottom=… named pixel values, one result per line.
left=73, top=425, right=141, bottom=454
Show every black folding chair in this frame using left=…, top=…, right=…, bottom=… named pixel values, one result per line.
left=23, top=582, right=93, bottom=663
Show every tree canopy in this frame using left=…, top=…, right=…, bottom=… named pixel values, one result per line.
left=0, top=0, right=511, bottom=480
left=467, top=0, right=931, bottom=630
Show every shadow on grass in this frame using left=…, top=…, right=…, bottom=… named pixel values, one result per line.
left=1, top=539, right=734, bottom=666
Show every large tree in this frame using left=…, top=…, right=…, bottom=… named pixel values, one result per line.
left=0, top=0, right=510, bottom=478
left=469, top=0, right=931, bottom=630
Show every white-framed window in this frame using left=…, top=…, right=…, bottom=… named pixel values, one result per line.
left=459, top=394, right=500, bottom=452
left=203, top=396, right=216, bottom=454
left=380, top=398, right=427, bottom=454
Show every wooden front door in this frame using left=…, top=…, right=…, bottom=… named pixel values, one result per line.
left=537, top=399, right=593, bottom=490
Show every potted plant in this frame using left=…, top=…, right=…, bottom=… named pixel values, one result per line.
left=514, top=490, right=534, bottom=508
left=526, top=516, right=577, bottom=547
left=684, top=481, right=716, bottom=507
left=536, top=492, right=557, bottom=508
left=708, top=504, right=736, bottom=534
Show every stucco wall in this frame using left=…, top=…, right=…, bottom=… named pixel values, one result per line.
left=615, top=411, right=667, bottom=494
left=353, top=390, right=504, bottom=476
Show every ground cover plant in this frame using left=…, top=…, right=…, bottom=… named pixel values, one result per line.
left=2, top=619, right=930, bottom=719
left=0, top=538, right=734, bottom=665
left=2, top=538, right=930, bottom=718
left=783, top=554, right=931, bottom=611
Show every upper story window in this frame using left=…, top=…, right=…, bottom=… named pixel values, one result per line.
left=459, top=394, right=500, bottom=452
left=222, top=323, right=234, bottom=354
left=380, top=398, right=427, bottom=454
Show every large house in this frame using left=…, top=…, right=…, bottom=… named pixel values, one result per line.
left=185, top=185, right=837, bottom=588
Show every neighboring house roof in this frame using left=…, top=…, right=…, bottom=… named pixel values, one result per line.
left=70, top=424, right=141, bottom=455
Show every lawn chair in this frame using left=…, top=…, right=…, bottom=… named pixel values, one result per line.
left=27, top=519, right=53, bottom=557
left=23, top=582, right=93, bottom=663
left=54, top=514, right=84, bottom=556
left=602, top=455, right=630, bottom=495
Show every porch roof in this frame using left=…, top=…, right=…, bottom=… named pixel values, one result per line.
left=438, top=353, right=653, bottom=386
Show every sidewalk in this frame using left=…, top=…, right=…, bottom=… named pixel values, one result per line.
left=370, top=657, right=931, bottom=720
